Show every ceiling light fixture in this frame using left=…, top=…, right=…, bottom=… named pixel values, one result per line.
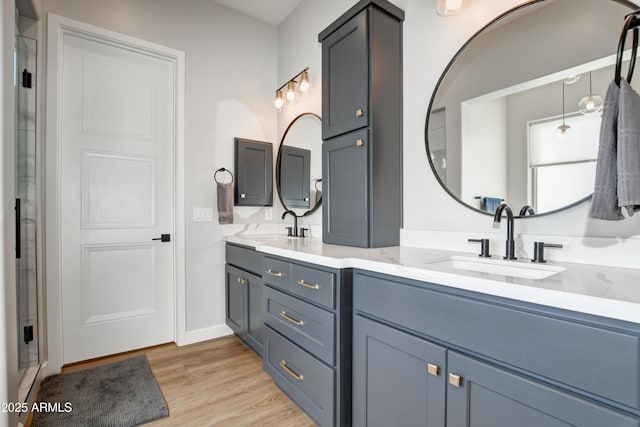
left=272, top=67, right=310, bottom=112
left=578, top=71, right=603, bottom=115
left=554, top=81, right=573, bottom=143
left=435, top=0, right=471, bottom=16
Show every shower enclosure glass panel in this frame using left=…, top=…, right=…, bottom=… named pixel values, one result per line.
left=15, top=35, right=38, bottom=386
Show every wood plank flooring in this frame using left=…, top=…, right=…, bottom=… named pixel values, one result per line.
left=27, top=336, right=316, bottom=426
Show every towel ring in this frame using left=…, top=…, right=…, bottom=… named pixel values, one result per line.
left=615, top=11, right=640, bottom=86
left=214, top=167, right=233, bottom=184
left=314, top=179, right=322, bottom=192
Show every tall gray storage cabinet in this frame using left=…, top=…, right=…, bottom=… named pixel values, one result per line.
left=319, top=0, right=404, bottom=248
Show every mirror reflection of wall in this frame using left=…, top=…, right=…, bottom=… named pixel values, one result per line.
left=426, top=0, right=638, bottom=217
left=276, top=112, right=322, bottom=216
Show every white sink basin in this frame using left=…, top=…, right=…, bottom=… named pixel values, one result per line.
left=427, top=255, right=565, bottom=280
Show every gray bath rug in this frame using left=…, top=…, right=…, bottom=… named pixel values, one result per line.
left=32, top=355, right=168, bottom=427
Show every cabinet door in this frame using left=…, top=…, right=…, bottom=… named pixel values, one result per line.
left=234, top=137, right=273, bottom=206
left=353, top=315, right=446, bottom=427
left=321, top=9, right=368, bottom=139
left=279, top=146, right=311, bottom=208
left=447, top=351, right=640, bottom=427
left=323, top=129, right=369, bottom=247
left=225, top=264, right=246, bottom=335
left=246, top=273, right=265, bottom=356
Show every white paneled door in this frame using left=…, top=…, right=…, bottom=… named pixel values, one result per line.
left=60, top=31, right=175, bottom=364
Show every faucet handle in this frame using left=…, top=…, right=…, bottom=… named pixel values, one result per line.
left=468, top=238, right=491, bottom=257
left=285, top=226, right=293, bottom=237
left=532, top=242, right=563, bottom=263
left=300, top=228, right=308, bottom=238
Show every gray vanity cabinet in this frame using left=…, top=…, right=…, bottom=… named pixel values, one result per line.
left=225, top=243, right=265, bottom=356
left=352, top=270, right=640, bottom=426
left=319, top=0, right=403, bottom=248
left=234, top=137, right=273, bottom=206
left=279, top=146, right=311, bottom=209
left=446, top=351, right=640, bottom=427
left=353, top=314, right=446, bottom=426
left=261, top=254, right=351, bottom=426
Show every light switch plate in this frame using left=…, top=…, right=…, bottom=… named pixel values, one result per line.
left=193, top=207, right=214, bottom=222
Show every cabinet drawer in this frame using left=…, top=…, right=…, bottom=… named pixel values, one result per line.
left=226, top=243, right=262, bottom=276
left=264, top=327, right=334, bottom=426
left=262, top=257, right=291, bottom=291
left=265, top=286, right=335, bottom=365
left=354, top=271, right=640, bottom=410
left=291, top=263, right=336, bottom=309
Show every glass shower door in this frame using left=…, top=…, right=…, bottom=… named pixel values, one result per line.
left=15, top=34, right=39, bottom=390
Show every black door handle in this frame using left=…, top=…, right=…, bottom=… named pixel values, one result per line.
left=152, top=234, right=171, bottom=242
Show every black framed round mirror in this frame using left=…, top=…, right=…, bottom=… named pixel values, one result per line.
left=425, top=0, right=638, bottom=218
left=276, top=112, right=322, bottom=216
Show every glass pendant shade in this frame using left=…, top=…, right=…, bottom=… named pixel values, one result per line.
left=553, top=123, right=573, bottom=143
left=286, top=81, right=297, bottom=103
left=435, top=0, right=470, bottom=16
left=578, top=72, right=603, bottom=115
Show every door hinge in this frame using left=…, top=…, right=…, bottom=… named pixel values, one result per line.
left=24, top=325, right=34, bottom=344
left=22, top=69, right=32, bottom=88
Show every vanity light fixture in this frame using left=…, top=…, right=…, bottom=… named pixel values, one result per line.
left=578, top=72, right=603, bottom=115
left=435, top=0, right=471, bottom=16
left=273, top=67, right=311, bottom=112
left=554, top=81, right=573, bottom=143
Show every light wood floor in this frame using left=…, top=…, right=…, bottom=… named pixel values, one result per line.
left=27, top=336, right=316, bottom=426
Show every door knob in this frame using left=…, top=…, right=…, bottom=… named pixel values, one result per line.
left=152, top=234, right=171, bottom=242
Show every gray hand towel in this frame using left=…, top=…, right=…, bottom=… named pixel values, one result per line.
left=217, top=182, right=233, bottom=224
left=617, top=79, right=640, bottom=216
left=589, top=81, right=624, bottom=220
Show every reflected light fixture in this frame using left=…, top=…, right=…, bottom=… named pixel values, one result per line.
left=272, top=67, right=311, bottom=112
left=578, top=72, right=603, bottom=115
left=554, top=82, right=573, bottom=143
left=435, top=0, right=471, bottom=16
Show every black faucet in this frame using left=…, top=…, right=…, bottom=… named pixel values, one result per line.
left=282, top=210, right=299, bottom=237
left=493, top=203, right=517, bottom=260
left=519, top=205, right=536, bottom=216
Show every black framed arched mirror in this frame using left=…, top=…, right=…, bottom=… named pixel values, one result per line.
left=425, top=0, right=639, bottom=217
left=276, top=112, right=322, bottom=216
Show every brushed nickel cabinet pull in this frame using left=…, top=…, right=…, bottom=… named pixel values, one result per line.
left=356, top=139, right=364, bottom=147
left=449, top=373, right=462, bottom=387
left=265, top=269, right=284, bottom=278
left=297, top=279, right=320, bottom=290
left=280, top=360, right=304, bottom=381
left=279, top=311, right=304, bottom=326
left=427, top=363, right=440, bottom=377
left=355, top=108, right=364, bottom=117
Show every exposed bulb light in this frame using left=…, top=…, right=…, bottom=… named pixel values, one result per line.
left=272, top=67, right=310, bottom=112
left=435, top=0, right=470, bottom=16
left=273, top=90, right=284, bottom=112
left=286, top=81, right=296, bottom=103
left=554, top=82, right=573, bottom=143
left=299, top=70, right=310, bottom=93
left=578, top=72, right=603, bottom=115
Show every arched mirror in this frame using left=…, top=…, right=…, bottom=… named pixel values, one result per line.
left=276, top=112, right=323, bottom=216
left=426, top=0, right=639, bottom=217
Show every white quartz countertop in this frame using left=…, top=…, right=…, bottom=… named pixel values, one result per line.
left=225, top=234, right=640, bottom=325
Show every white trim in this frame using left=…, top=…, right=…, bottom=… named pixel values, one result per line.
left=45, top=14, right=186, bottom=373
left=184, top=324, right=234, bottom=346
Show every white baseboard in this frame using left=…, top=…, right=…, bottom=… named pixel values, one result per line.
left=181, top=324, right=234, bottom=346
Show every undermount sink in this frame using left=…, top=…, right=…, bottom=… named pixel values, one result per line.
left=427, top=255, right=565, bottom=280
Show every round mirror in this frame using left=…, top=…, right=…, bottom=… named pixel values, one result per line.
left=276, top=112, right=323, bottom=216
left=426, top=0, right=638, bottom=217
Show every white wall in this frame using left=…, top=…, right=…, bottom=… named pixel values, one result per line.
left=39, top=0, right=278, bottom=337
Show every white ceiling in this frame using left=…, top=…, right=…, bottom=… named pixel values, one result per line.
left=212, top=0, right=304, bottom=26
